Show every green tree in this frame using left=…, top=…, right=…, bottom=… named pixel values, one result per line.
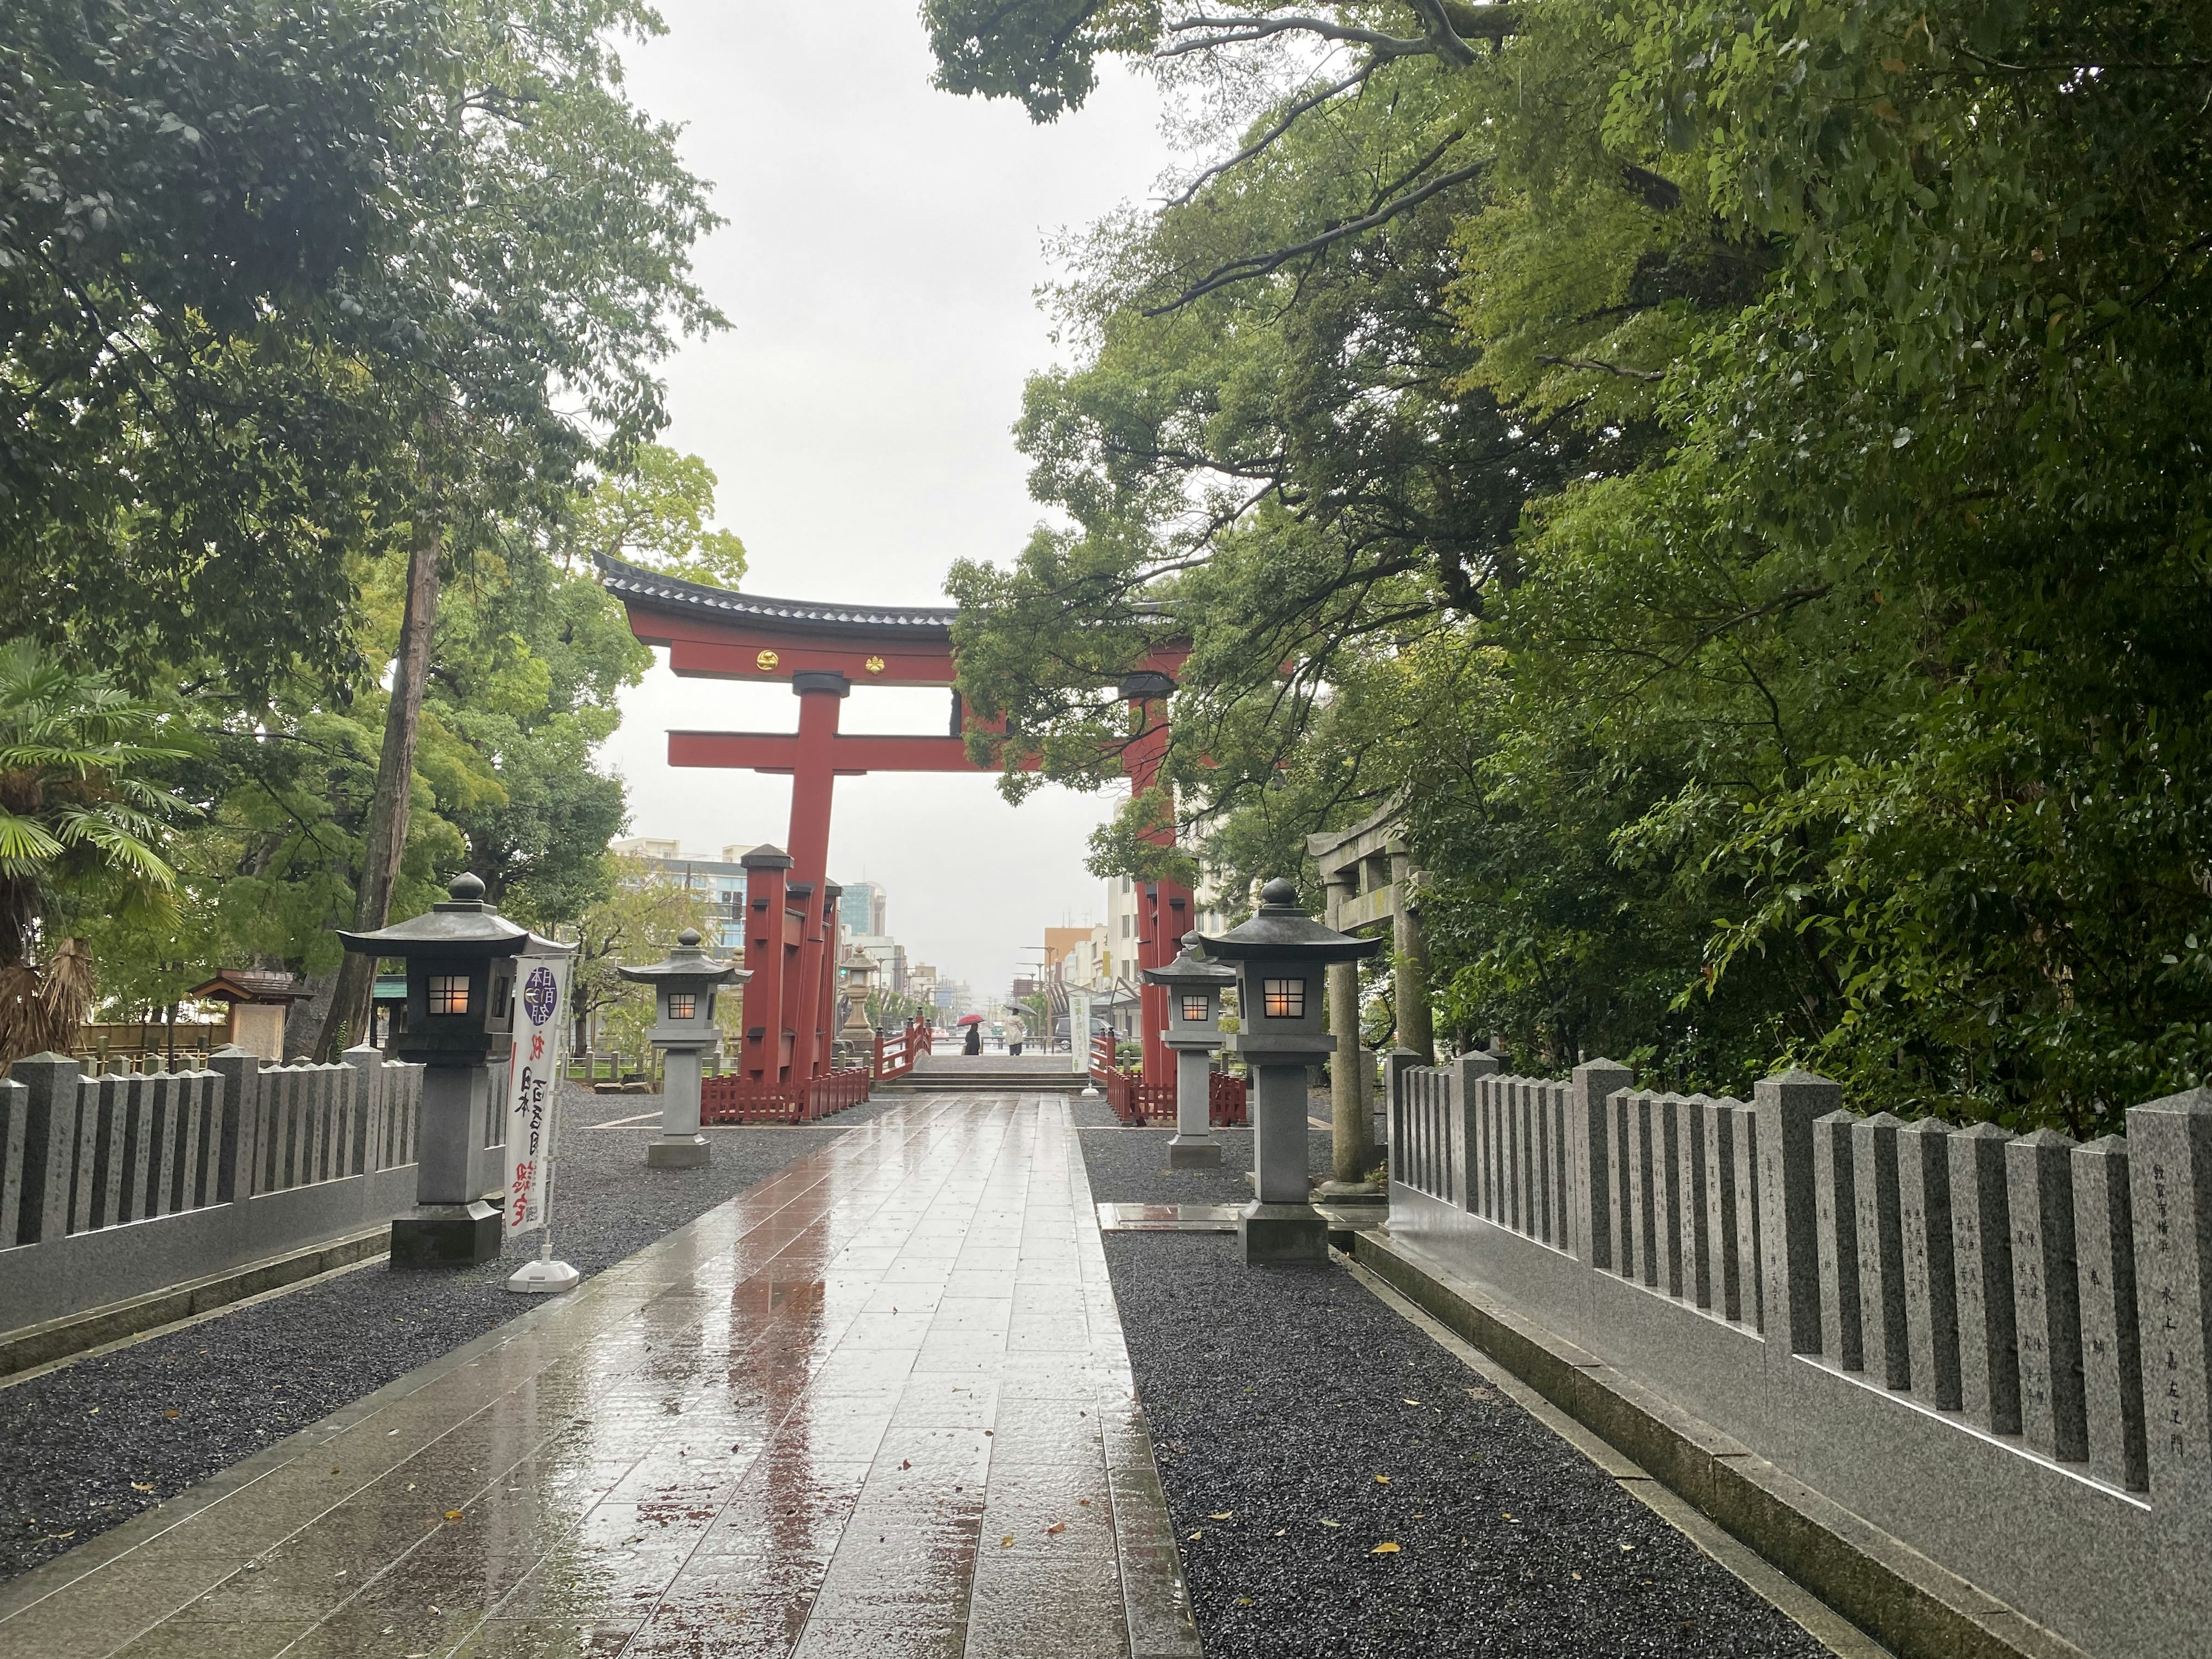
left=934, top=0, right=2212, bottom=1129
left=0, top=639, right=190, bottom=1058
left=567, top=445, right=748, bottom=589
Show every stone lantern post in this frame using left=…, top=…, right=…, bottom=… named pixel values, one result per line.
left=619, top=929, right=749, bottom=1168
left=1200, top=877, right=1382, bottom=1263
left=1142, top=931, right=1236, bottom=1169
left=339, top=873, right=532, bottom=1266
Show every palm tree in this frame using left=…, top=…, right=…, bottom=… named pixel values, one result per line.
left=0, top=639, right=187, bottom=1060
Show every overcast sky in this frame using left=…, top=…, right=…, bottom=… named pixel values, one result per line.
left=601, top=6, right=1177, bottom=997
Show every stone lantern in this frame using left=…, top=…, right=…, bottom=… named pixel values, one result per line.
left=339, top=872, right=531, bottom=1266
left=1142, top=932, right=1236, bottom=1169
left=839, top=948, right=879, bottom=1047
left=1200, top=877, right=1382, bottom=1263
left=619, top=929, right=748, bottom=1168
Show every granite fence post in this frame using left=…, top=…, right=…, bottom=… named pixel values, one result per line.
left=2073, top=1134, right=2147, bottom=1491
left=9, top=1054, right=81, bottom=1245
left=1700, top=1100, right=1737, bottom=1320
left=1896, top=1117, right=1961, bottom=1411
left=1453, top=1051, right=1501, bottom=1214
left=0, top=1075, right=24, bottom=1245
left=1610, top=1090, right=1637, bottom=1279
left=1729, top=1103, right=1762, bottom=1330
left=1814, top=1109, right=1866, bottom=1370
left=1627, top=1093, right=1658, bottom=1287
left=2124, top=1089, right=2212, bottom=1518
left=1754, top=1070, right=1839, bottom=1354
left=207, top=1046, right=262, bottom=1204
left=1571, top=1060, right=1629, bottom=1272
left=1852, top=1111, right=1912, bottom=1390
left=345, top=1045, right=381, bottom=1176
left=1950, top=1121, right=2021, bottom=1434
left=1679, top=1097, right=1712, bottom=1308
left=2009, top=1128, right=2088, bottom=1462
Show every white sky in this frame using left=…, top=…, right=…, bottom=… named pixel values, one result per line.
left=601, top=4, right=1175, bottom=998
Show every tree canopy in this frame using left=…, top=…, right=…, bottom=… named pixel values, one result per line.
left=934, top=0, right=2212, bottom=1130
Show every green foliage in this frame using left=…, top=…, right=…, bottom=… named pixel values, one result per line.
left=569, top=854, right=714, bottom=1058
left=923, top=2, right=1161, bottom=121
left=565, top=444, right=748, bottom=589
left=0, top=639, right=189, bottom=969
left=933, top=0, right=2212, bottom=1131
left=0, top=0, right=721, bottom=690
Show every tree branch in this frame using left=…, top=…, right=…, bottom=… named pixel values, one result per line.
left=1143, top=158, right=1491, bottom=313
left=1534, top=353, right=1666, bottom=382
left=1168, top=62, right=1378, bottom=207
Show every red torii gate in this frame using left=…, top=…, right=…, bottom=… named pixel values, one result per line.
left=599, top=555, right=1191, bottom=1087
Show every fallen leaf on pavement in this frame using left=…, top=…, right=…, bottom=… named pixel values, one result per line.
left=1188, top=1530, right=1203, bottom=1540
left=1000, top=1535, right=1014, bottom=1548
left=1319, top=1519, right=1340, bottom=1528
left=131, top=1483, right=154, bottom=1493
left=1374, top=1475, right=1391, bottom=1484
left=162, top=1410, right=180, bottom=1419
left=1209, top=1512, right=1232, bottom=1520
left=900, top=1460, right=911, bottom=1469
left=443, top=1510, right=464, bottom=1522
left=1046, top=1521, right=1066, bottom=1535
left=1371, top=1541, right=1400, bottom=1554
left=1403, top=1399, right=1421, bottom=1406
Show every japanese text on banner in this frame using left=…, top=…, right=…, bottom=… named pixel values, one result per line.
left=504, top=952, right=571, bottom=1237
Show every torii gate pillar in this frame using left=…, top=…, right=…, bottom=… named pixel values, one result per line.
left=600, top=555, right=1191, bottom=1088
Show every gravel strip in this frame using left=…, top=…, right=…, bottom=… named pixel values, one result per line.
left=1078, top=1124, right=1337, bottom=1206
left=0, top=1086, right=895, bottom=1582
left=1082, top=1151, right=1828, bottom=1657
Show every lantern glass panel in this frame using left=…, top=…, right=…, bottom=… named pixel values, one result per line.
left=668, top=993, right=697, bottom=1020
left=1180, top=993, right=1211, bottom=1023
left=427, top=975, right=470, bottom=1017
left=1261, top=978, right=1305, bottom=1020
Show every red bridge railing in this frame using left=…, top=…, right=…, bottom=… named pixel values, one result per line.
left=700, top=1063, right=874, bottom=1125
left=874, top=1016, right=933, bottom=1080
left=1088, top=1026, right=1248, bottom=1127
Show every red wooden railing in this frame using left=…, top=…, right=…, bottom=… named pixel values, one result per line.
left=1209, top=1069, right=1249, bottom=1127
left=1088, top=1023, right=1249, bottom=1128
left=874, top=1015, right=934, bottom=1081
left=700, top=1063, right=874, bottom=1125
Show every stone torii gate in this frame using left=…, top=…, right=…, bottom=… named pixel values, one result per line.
left=599, top=555, right=1191, bottom=1088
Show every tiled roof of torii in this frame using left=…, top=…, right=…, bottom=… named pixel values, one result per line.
left=595, top=552, right=957, bottom=639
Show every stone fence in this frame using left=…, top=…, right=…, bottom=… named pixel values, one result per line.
left=0, top=1047, right=425, bottom=1335
left=1385, top=1053, right=2210, bottom=1659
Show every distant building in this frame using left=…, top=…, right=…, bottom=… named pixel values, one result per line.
left=611, top=836, right=681, bottom=862
left=839, top=881, right=888, bottom=938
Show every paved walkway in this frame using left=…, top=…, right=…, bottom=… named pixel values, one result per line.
left=0, top=1097, right=1198, bottom=1659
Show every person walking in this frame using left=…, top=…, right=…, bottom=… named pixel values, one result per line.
left=1005, top=1012, right=1027, bottom=1056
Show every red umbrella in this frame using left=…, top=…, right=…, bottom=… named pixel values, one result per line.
left=954, top=1014, right=984, bottom=1026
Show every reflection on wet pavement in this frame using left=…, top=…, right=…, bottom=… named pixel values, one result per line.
left=0, top=1097, right=1198, bottom=1659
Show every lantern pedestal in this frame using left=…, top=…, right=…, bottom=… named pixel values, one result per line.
left=1236, top=1054, right=1330, bottom=1263
left=646, top=1044, right=712, bottom=1168
left=392, top=1065, right=506, bottom=1264
left=1166, top=1046, right=1221, bottom=1169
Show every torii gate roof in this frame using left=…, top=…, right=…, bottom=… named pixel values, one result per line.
left=598, top=554, right=959, bottom=686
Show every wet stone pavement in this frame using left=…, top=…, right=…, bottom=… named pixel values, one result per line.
left=0, top=1096, right=1197, bottom=1659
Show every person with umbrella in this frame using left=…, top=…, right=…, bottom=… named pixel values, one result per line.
left=958, top=1013, right=983, bottom=1056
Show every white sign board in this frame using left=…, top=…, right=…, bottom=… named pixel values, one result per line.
left=503, top=950, right=571, bottom=1239
left=1069, top=988, right=1092, bottom=1074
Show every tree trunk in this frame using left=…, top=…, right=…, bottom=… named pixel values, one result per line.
left=310, top=503, right=442, bottom=1059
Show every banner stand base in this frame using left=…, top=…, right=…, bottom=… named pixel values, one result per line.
left=506, top=1259, right=581, bottom=1295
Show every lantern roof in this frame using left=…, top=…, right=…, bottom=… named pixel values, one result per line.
left=1198, top=877, right=1384, bottom=965
left=1142, top=931, right=1236, bottom=989
left=338, top=873, right=533, bottom=959
left=618, top=928, right=748, bottom=988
